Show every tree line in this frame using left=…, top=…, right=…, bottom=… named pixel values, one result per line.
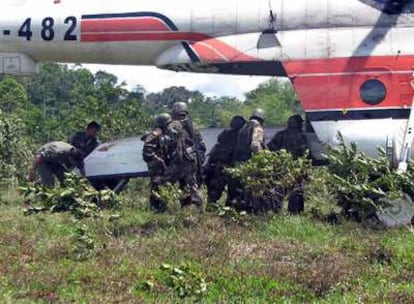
left=0, top=62, right=298, bottom=184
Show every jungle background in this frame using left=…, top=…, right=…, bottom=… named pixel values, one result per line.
left=0, top=63, right=413, bottom=303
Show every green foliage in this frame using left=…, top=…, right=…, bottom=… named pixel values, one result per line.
left=152, top=182, right=184, bottom=208
left=71, top=222, right=97, bottom=260
left=157, top=262, right=208, bottom=300
left=1, top=189, right=414, bottom=302
left=227, top=150, right=312, bottom=212
left=211, top=203, right=250, bottom=225
left=244, top=79, right=299, bottom=126
left=142, top=79, right=298, bottom=128
left=0, top=110, right=33, bottom=185
left=325, top=139, right=414, bottom=218
left=14, top=63, right=151, bottom=143
left=0, top=77, right=29, bottom=113
left=22, top=173, right=121, bottom=219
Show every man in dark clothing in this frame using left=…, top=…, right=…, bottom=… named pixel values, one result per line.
left=268, top=114, right=308, bottom=159
left=268, top=114, right=309, bottom=214
left=69, top=121, right=101, bottom=159
left=142, top=113, right=173, bottom=211
left=28, top=141, right=84, bottom=187
left=232, top=108, right=266, bottom=163
left=228, top=109, right=266, bottom=209
left=164, top=101, right=206, bottom=208
left=204, top=115, right=246, bottom=204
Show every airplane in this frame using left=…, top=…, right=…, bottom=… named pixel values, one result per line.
left=0, top=0, right=414, bottom=171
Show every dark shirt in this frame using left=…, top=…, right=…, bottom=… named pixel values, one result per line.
left=69, top=131, right=99, bottom=159
left=268, top=127, right=308, bottom=158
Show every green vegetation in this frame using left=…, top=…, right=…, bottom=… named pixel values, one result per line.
left=0, top=63, right=413, bottom=302
left=1, top=184, right=413, bottom=303
left=325, top=139, right=414, bottom=220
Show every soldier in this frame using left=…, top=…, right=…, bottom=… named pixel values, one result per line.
left=164, top=101, right=206, bottom=208
left=232, top=108, right=266, bottom=163
left=142, top=113, right=173, bottom=211
left=268, top=114, right=309, bottom=214
left=268, top=114, right=308, bottom=159
left=204, top=115, right=246, bottom=204
left=28, top=141, right=84, bottom=187
left=229, top=109, right=266, bottom=209
left=69, top=121, right=101, bottom=159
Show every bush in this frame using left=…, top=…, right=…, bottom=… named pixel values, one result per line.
left=227, top=150, right=312, bottom=212
left=0, top=110, right=33, bottom=186
left=22, top=173, right=122, bottom=219
left=325, top=139, right=414, bottom=219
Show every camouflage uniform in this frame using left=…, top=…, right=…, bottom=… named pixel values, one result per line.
left=230, top=109, right=266, bottom=209
left=31, top=141, right=83, bottom=187
left=204, top=116, right=245, bottom=204
left=142, top=114, right=173, bottom=211
left=268, top=115, right=309, bottom=214
left=163, top=118, right=205, bottom=207
left=232, top=120, right=266, bottom=163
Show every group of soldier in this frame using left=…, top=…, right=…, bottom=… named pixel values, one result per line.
left=27, top=101, right=308, bottom=214
left=28, top=121, right=101, bottom=187
left=143, top=101, right=309, bottom=213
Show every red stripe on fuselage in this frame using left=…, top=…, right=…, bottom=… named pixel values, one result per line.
left=81, top=32, right=210, bottom=42
left=283, top=56, right=414, bottom=112
left=191, top=39, right=257, bottom=62
left=81, top=18, right=170, bottom=33
left=81, top=31, right=259, bottom=62
left=191, top=43, right=228, bottom=62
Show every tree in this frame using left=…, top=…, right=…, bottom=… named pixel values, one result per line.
left=144, top=86, right=204, bottom=114
left=0, top=77, right=29, bottom=113
left=244, top=79, right=300, bottom=126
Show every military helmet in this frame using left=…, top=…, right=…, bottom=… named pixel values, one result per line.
left=171, top=101, right=189, bottom=115
left=155, top=113, right=172, bottom=128
left=287, top=114, right=303, bottom=129
left=250, top=108, right=265, bottom=122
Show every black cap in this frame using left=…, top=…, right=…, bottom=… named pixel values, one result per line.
left=87, top=121, right=101, bottom=131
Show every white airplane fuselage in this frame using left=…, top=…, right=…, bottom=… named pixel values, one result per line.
left=1, top=0, right=414, bottom=162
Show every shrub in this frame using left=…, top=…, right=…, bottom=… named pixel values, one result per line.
left=325, top=139, right=414, bottom=219
left=0, top=110, right=33, bottom=186
left=227, top=150, right=312, bottom=213
left=21, top=173, right=121, bottom=219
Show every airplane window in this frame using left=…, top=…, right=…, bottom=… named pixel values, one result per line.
left=359, top=0, right=414, bottom=14
left=360, top=79, right=387, bottom=105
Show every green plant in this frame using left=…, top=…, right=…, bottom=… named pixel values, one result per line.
left=152, top=182, right=184, bottom=209
left=0, top=110, right=33, bottom=186
left=22, top=173, right=121, bottom=219
left=227, top=150, right=312, bottom=212
left=71, top=222, right=97, bottom=260
left=158, top=262, right=208, bottom=300
left=325, top=138, right=414, bottom=219
left=211, top=202, right=249, bottom=225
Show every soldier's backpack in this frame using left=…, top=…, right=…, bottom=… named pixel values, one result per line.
left=209, top=128, right=240, bottom=164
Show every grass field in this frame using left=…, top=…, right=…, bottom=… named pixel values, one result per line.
left=1, top=184, right=413, bottom=303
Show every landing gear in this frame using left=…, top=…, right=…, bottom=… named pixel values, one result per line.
left=397, top=72, right=414, bottom=172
